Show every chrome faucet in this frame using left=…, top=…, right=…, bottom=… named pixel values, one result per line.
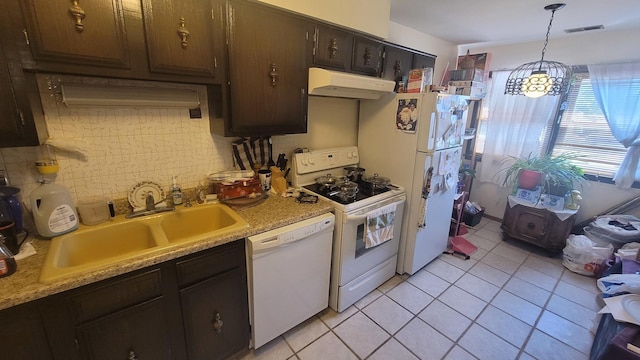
left=145, top=192, right=156, bottom=211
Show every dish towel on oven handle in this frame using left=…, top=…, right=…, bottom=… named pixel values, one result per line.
left=365, top=202, right=397, bottom=249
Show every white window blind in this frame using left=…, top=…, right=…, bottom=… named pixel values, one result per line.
left=550, top=72, right=628, bottom=178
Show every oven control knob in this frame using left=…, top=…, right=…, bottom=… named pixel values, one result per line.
left=308, top=158, right=315, bottom=165
left=301, top=158, right=308, bottom=166
left=350, top=151, right=358, bottom=158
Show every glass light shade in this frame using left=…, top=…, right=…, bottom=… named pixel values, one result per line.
left=521, top=71, right=553, bottom=98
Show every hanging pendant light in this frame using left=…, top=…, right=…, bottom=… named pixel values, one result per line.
left=505, top=3, right=572, bottom=98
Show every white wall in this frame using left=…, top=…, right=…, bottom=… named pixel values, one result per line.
left=256, top=0, right=390, bottom=38
left=461, top=28, right=640, bottom=224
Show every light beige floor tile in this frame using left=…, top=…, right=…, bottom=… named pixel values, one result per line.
left=425, top=258, right=466, bottom=283
left=481, top=221, right=502, bottom=234
left=476, top=306, right=532, bottom=347
left=354, top=289, right=383, bottom=309
left=470, top=247, right=488, bottom=260
left=518, top=353, right=536, bottom=360
left=363, top=295, right=414, bottom=335
left=318, top=306, right=357, bottom=329
left=455, top=273, right=500, bottom=302
left=296, top=332, right=357, bottom=360
left=553, top=281, right=601, bottom=311
left=378, top=275, right=404, bottom=293
left=458, top=324, right=519, bottom=360
left=418, top=300, right=472, bottom=341
left=407, top=269, right=451, bottom=297
left=395, top=318, right=454, bottom=360
left=438, top=286, right=487, bottom=320
left=368, top=338, right=419, bottom=360
left=474, top=228, right=504, bottom=243
left=523, top=256, right=564, bottom=278
left=240, top=336, right=293, bottom=360
left=481, top=252, right=521, bottom=274
left=439, top=251, right=478, bottom=271
left=514, top=265, right=559, bottom=291
left=283, top=317, right=329, bottom=352
left=560, top=270, right=599, bottom=294
left=503, top=277, right=551, bottom=307
left=444, top=346, right=477, bottom=360
left=333, top=312, right=390, bottom=359
left=387, top=281, right=434, bottom=314
left=524, top=330, right=589, bottom=360
left=491, top=290, right=542, bottom=326
left=287, top=355, right=298, bottom=360
left=490, top=243, right=529, bottom=264
left=545, top=294, right=597, bottom=330
left=536, top=311, right=593, bottom=354
left=467, top=234, right=499, bottom=251
left=469, top=262, right=511, bottom=287
left=531, top=251, right=564, bottom=267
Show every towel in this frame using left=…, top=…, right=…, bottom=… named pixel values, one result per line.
left=365, top=203, right=397, bottom=249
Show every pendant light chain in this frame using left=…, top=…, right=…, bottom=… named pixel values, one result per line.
left=539, top=8, right=557, bottom=65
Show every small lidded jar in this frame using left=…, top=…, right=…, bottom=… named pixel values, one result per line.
left=0, top=234, right=17, bottom=278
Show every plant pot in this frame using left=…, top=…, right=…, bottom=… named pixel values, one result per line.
left=518, top=169, right=543, bottom=190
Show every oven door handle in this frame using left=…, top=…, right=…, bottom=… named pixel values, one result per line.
left=343, top=199, right=405, bottom=224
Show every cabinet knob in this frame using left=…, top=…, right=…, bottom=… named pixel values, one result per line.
left=527, top=222, right=535, bottom=230
left=68, top=0, right=86, bottom=33
left=128, top=348, right=139, bottom=360
left=363, top=47, right=372, bottom=66
left=212, top=312, right=224, bottom=333
left=177, top=17, right=191, bottom=48
left=269, top=64, right=278, bottom=86
left=328, top=38, right=338, bottom=59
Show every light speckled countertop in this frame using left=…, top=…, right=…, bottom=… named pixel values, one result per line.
left=0, top=195, right=333, bottom=311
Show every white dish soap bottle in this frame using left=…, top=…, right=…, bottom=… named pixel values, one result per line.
left=171, top=175, right=183, bottom=205
left=30, top=179, right=79, bottom=238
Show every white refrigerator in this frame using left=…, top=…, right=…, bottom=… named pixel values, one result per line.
left=358, top=92, right=469, bottom=275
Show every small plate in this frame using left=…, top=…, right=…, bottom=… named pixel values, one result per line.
left=128, top=181, right=165, bottom=210
left=622, top=295, right=640, bottom=323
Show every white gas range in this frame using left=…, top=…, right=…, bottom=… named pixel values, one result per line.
left=292, top=146, right=406, bottom=312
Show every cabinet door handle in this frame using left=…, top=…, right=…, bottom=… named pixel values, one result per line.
left=128, top=348, right=139, bottom=360
left=269, top=64, right=278, bottom=86
left=527, top=222, right=535, bottom=230
left=68, top=0, right=86, bottom=33
left=328, top=38, right=338, bottom=59
left=363, top=47, right=372, bottom=66
left=177, top=17, right=191, bottom=48
left=393, top=60, right=402, bottom=77
left=212, top=312, right=224, bottom=333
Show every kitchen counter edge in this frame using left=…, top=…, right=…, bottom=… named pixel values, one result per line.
left=0, top=195, right=333, bottom=310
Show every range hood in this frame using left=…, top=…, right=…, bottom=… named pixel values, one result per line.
left=308, top=68, right=395, bottom=100
left=61, top=83, right=200, bottom=108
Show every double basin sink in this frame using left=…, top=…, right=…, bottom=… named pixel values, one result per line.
left=39, top=203, right=249, bottom=283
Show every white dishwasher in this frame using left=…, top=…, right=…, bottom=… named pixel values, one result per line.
left=247, top=212, right=335, bottom=349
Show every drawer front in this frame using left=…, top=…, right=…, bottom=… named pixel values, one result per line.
left=514, top=211, right=548, bottom=241
left=67, top=269, right=162, bottom=323
left=176, top=240, right=245, bottom=288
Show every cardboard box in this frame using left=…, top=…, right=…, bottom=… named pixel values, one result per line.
left=407, top=68, right=433, bottom=93
left=516, top=186, right=542, bottom=202
left=454, top=86, right=486, bottom=99
left=540, top=194, right=565, bottom=211
left=457, top=52, right=492, bottom=82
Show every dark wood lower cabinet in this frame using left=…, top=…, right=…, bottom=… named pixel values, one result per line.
left=3, top=240, right=249, bottom=360
left=501, top=202, right=577, bottom=254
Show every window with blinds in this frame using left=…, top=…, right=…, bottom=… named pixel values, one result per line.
left=549, top=72, right=627, bottom=178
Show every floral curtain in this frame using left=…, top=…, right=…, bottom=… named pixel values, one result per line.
left=588, top=62, right=640, bottom=189
left=476, top=70, right=560, bottom=185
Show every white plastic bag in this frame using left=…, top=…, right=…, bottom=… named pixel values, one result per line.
left=597, top=274, right=640, bottom=295
left=562, top=234, right=614, bottom=276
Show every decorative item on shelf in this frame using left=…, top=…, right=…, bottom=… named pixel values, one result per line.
left=505, top=3, right=572, bottom=98
left=498, top=152, right=585, bottom=202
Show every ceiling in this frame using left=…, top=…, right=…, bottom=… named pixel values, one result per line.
left=390, top=0, right=640, bottom=46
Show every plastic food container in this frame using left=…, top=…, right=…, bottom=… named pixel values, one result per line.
left=77, top=196, right=111, bottom=225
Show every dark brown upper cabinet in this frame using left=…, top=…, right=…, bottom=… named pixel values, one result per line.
left=217, top=0, right=313, bottom=137
left=142, top=0, right=223, bottom=79
left=351, top=36, right=382, bottom=76
left=19, top=0, right=224, bottom=84
left=412, top=53, right=436, bottom=71
left=20, top=0, right=130, bottom=69
left=312, top=25, right=353, bottom=71
left=382, top=44, right=413, bottom=84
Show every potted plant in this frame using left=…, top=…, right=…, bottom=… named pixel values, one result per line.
left=499, top=153, right=585, bottom=196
